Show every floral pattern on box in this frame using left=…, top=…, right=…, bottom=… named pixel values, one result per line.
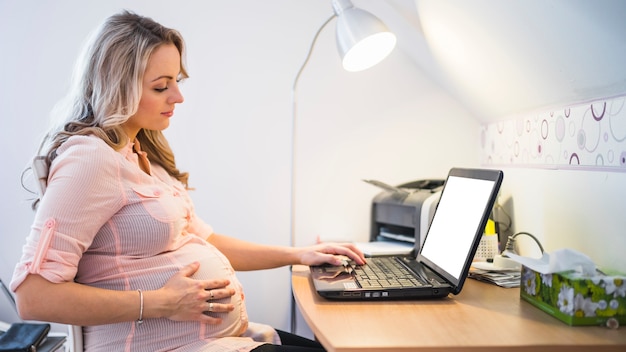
left=520, top=265, right=626, bottom=326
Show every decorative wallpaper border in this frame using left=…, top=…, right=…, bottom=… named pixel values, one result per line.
left=481, top=95, right=626, bottom=172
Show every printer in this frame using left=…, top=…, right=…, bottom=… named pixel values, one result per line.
left=367, top=179, right=444, bottom=251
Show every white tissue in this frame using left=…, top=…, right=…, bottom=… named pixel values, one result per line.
left=506, top=248, right=597, bottom=275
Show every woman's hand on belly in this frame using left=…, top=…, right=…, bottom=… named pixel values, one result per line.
left=147, top=261, right=236, bottom=324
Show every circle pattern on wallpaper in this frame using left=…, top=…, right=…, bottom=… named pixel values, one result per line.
left=481, top=95, right=626, bottom=171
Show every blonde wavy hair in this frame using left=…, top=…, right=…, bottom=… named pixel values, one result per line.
left=34, top=10, right=189, bottom=196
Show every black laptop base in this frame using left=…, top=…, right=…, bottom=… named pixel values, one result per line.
left=310, top=258, right=452, bottom=300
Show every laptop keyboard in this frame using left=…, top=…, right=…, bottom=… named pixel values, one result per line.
left=349, top=257, right=426, bottom=289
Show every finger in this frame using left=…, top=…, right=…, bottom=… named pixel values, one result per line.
left=327, top=254, right=345, bottom=266
left=178, top=261, right=201, bottom=278
left=342, top=244, right=366, bottom=264
left=324, top=245, right=366, bottom=265
left=203, top=286, right=236, bottom=301
left=204, top=279, right=230, bottom=290
left=345, top=242, right=365, bottom=256
left=203, top=301, right=234, bottom=314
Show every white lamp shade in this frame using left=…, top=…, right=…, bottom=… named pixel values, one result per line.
left=335, top=7, right=397, bottom=72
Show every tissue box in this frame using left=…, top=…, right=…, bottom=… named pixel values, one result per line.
left=520, top=265, right=626, bottom=326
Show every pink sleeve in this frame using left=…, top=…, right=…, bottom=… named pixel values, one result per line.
left=10, top=136, right=126, bottom=291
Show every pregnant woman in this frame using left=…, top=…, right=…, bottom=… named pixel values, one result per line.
left=10, top=10, right=364, bottom=352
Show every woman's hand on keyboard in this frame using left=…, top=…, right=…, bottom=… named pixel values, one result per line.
left=298, top=243, right=366, bottom=266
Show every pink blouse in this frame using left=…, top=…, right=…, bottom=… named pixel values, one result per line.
left=11, top=135, right=278, bottom=351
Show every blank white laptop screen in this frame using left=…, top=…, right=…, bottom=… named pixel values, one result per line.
left=419, top=175, right=496, bottom=281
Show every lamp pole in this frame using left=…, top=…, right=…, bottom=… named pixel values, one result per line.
left=288, top=0, right=396, bottom=333
left=289, top=14, right=335, bottom=250
left=289, top=13, right=335, bottom=334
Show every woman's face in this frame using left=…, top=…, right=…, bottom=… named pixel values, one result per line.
left=123, top=43, right=184, bottom=140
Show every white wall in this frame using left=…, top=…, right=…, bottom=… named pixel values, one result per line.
left=496, top=167, right=626, bottom=272
left=0, top=0, right=480, bottom=336
left=411, top=0, right=626, bottom=273
left=414, top=0, right=626, bottom=122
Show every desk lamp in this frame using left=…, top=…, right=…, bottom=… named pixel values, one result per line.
left=289, top=0, right=396, bottom=332
left=290, top=0, right=396, bottom=246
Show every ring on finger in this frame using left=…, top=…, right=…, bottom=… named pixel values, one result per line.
left=209, top=290, right=215, bottom=299
left=208, top=302, right=214, bottom=312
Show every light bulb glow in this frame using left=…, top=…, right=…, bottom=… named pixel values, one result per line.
left=342, top=32, right=396, bottom=72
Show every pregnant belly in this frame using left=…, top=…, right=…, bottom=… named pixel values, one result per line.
left=80, top=239, right=250, bottom=337
left=79, top=240, right=253, bottom=351
left=177, top=242, right=249, bottom=337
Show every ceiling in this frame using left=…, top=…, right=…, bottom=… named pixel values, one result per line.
left=362, top=0, right=626, bottom=122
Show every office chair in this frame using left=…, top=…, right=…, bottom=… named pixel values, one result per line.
left=68, top=325, right=83, bottom=352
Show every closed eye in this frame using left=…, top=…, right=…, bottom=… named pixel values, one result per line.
left=155, top=78, right=185, bottom=93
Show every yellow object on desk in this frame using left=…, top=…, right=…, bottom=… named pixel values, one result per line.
left=474, top=219, right=499, bottom=261
left=484, top=218, right=496, bottom=235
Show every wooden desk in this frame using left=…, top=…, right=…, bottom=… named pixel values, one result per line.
left=291, top=265, right=626, bottom=352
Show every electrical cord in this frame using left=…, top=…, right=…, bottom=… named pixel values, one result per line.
left=503, top=231, right=544, bottom=256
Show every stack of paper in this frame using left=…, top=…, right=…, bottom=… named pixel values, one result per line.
left=469, top=263, right=521, bottom=288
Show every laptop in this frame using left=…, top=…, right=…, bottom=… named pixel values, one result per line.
left=310, top=167, right=503, bottom=300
